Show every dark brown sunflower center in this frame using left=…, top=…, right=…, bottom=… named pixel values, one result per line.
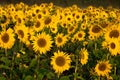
left=76, top=15, right=80, bottom=19
left=78, top=33, right=82, bottom=38
left=80, top=53, right=85, bottom=59
left=98, top=63, right=106, bottom=71
left=100, top=22, right=108, bottom=28
left=67, top=17, right=71, bottom=21
left=18, top=18, right=21, bottom=23
left=92, top=25, right=101, bottom=33
left=35, top=21, right=40, bottom=28
left=37, top=38, right=47, bottom=47
left=18, top=30, right=24, bottom=38
left=110, top=42, right=115, bottom=49
left=44, top=17, right=51, bottom=25
left=69, top=27, right=74, bottom=32
left=55, top=56, right=65, bottom=66
left=1, top=33, right=9, bottom=43
left=36, top=9, right=39, bottom=13
left=38, top=14, right=42, bottom=19
left=57, top=37, right=62, bottom=43
left=109, top=30, right=119, bottom=38
left=52, top=28, right=55, bottom=31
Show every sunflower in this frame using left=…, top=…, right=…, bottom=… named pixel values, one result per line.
left=107, top=38, right=120, bottom=56
left=74, top=11, right=83, bottom=22
left=0, top=14, right=10, bottom=29
left=95, top=61, right=112, bottom=76
left=88, top=24, right=103, bottom=40
left=36, top=12, right=44, bottom=20
left=50, top=22, right=58, bottom=34
left=51, top=50, right=71, bottom=74
left=67, top=24, right=77, bottom=35
left=14, top=25, right=28, bottom=43
left=32, top=32, right=53, bottom=54
left=0, top=28, right=15, bottom=49
left=43, top=16, right=53, bottom=28
left=104, top=25, right=120, bottom=41
left=74, top=30, right=85, bottom=41
left=55, top=33, right=68, bottom=47
left=65, top=14, right=74, bottom=23
left=33, top=19, right=44, bottom=32
left=79, top=48, right=89, bottom=65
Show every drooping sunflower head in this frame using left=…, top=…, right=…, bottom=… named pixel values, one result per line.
left=79, top=48, right=89, bottom=65
left=51, top=50, right=71, bottom=74
left=0, top=28, right=15, bottom=49
left=33, top=32, right=53, bottom=54
left=95, top=61, right=112, bottom=77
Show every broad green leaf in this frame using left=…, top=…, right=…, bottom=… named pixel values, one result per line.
left=0, top=57, right=10, bottom=66
left=24, top=75, right=34, bottom=80
left=60, top=76, right=70, bottom=80
left=0, top=77, right=6, bottom=80
left=38, top=73, right=44, bottom=80
left=29, top=58, right=37, bottom=68
left=0, top=65, right=10, bottom=69
left=46, top=72, right=55, bottom=79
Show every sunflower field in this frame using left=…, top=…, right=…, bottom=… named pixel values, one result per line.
left=0, top=2, right=120, bottom=80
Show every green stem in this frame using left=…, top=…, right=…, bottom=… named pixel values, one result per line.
left=74, top=56, right=78, bottom=80
left=5, top=49, right=7, bottom=57
left=98, top=76, right=101, bottom=80
left=114, top=65, right=116, bottom=76
left=36, top=54, right=40, bottom=80
left=10, top=52, right=15, bottom=80
left=95, top=42, right=97, bottom=50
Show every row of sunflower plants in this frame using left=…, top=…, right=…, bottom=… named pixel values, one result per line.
left=0, top=2, right=120, bottom=80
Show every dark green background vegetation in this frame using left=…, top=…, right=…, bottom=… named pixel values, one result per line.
left=0, top=0, right=120, bottom=8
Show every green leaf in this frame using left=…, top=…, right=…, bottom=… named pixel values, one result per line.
left=0, top=57, right=10, bottom=66
left=60, top=76, right=70, bottom=80
left=46, top=72, right=55, bottom=79
left=37, top=68, right=48, bottom=74
left=38, top=73, right=44, bottom=80
left=0, top=77, right=6, bottom=80
left=0, top=65, right=10, bottom=69
left=29, top=58, right=37, bottom=68
left=24, top=75, right=34, bottom=80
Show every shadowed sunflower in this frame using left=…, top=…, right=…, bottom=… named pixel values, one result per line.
left=14, top=25, right=28, bottom=43
left=51, top=50, right=71, bottom=74
left=104, top=25, right=120, bottom=41
left=88, top=24, right=103, bottom=40
left=33, top=32, right=53, bottom=54
left=55, top=33, right=68, bottom=47
left=43, top=16, right=53, bottom=28
left=107, top=38, right=120, bottom=56
left=0, top=28, right=15, bottom=49
left=79, top=48, right=89, bottom=65
left=33, top=19, right=44, bottom=32
left=67, top=24, right=78, bottom=35
left=95, top=61, right=112, bottom=76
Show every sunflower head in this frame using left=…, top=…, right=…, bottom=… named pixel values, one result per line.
left=51, top=50, right=71, bottom=74
left=95, top=61, right=112, bottom=76
left=79, top=48, right=89, bottom=65
left=33, top=32, right=53, bottom=54
left=55, top=33, right=68, bottom=47
left=0, top=28, right=15, bottom=49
